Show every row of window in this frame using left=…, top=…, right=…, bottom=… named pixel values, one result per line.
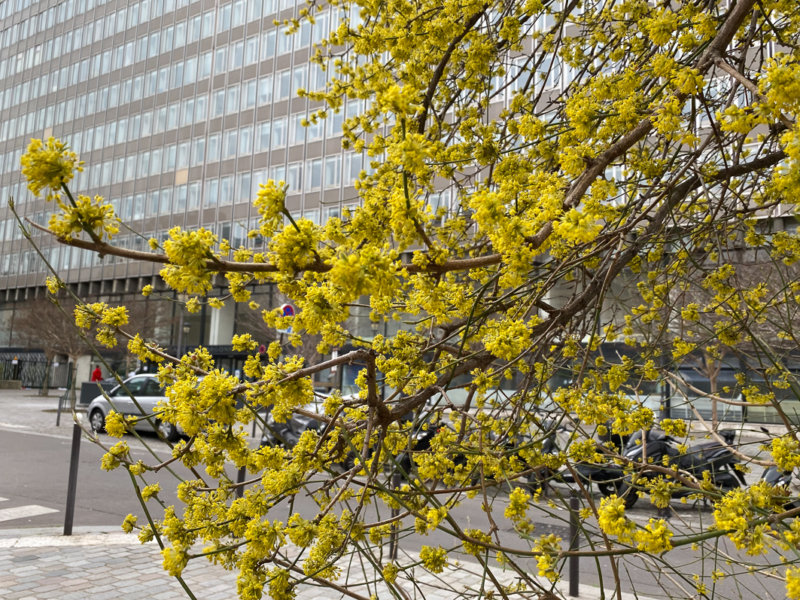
left=0, top=200, right=358, bottom=275
left=0, top=13, right=333, bottom=118
left=0, top=89, right=367, bottom=190
left=0, top=0, right=327, bottom=64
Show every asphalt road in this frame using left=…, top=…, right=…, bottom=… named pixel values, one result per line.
left=0, top=403, right=791, bottom=599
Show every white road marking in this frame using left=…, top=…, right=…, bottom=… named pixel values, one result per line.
left=0, top=505, right=59, bottom=523
left=0, top=497, right=7, bottom=502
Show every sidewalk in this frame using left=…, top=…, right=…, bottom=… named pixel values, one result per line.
left=0, top=526, right=658, bottom=600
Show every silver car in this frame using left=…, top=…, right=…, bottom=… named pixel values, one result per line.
left=86, top=374, right=180, bottom=442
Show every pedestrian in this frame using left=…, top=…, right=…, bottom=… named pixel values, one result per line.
left=91, top=365, right=103, bottom=382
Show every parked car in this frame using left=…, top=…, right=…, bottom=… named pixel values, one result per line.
left=86, top=374, right=181, bottom=442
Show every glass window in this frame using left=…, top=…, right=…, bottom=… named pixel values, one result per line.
left=207, top=133, right=221, bottom=161
left=239, top=125, right=252, bottom=155
left=188, top=181, right=201, bottom=209
left=160, top=188, right=172, bottom=212
left=256, top=122, right=270, bottom=151
left=271, top=116, right=286, bottom=148
left=171, top=61, right=184, bottom=88
left=214, top=47, right=228, bottom=74
left=225, top=86, right=239, bottom=115
left=245, top=36, right=258, bottom=65
left=202, top=10, right=215, bottom=37
left=238, top=79, right=255, bottom=110
left=232, top=0, right=245, bottom=27
left=199, top=51, right=212, bottom=79
left=158, top=67, right=169, bottom=93
left=261, top=30, right=275, bottom=59
left=223, top=129, right=238, bottom=159
left=277, top=29, right=292, bottom=55
left=276, top=69, right=291, bottom=100
left=148, top=32, right=160, bottom=57
left=292, top=65, right=306, bottom=93
left=167, top=103, right=179, bottom=129
left=177, top=141, right=190, bottom=168
left=291, top=114, right=305, bottom=145
left=258, top=75, right=273, bottom=105
left=192, top=137, right=205, bottom=164
left=176, top=185, right=187, bottom=211
left=324, top=155, right=341, bottom=188
left=236, top=172, right=251, bottom=203
left=230, top=40, right=244, bottom=69
left=217, top=4, right=231, bottom=33
left=306, top=158, right=322, bottom=190
left=219, top=175, right=233, bottom=204
left=204, top=178, right=219, bottom=206
left=212, top=89, right=225, bottom=117
left=195, top=96, right=208, bottom=122
left=286, top=162, right=302, bottom=192
left=165, top=144, right=176, bottom=171
left=181, top=99, right=194, bottom=127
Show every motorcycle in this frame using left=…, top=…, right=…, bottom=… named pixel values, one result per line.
left=616, top=428, right=747, bottom=508
left=551, top=424, right=631, bottom=497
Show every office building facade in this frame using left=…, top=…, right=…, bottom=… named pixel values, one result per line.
left=0, top=0, right=374, bottom=355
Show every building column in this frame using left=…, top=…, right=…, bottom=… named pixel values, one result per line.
left=208, top=301, right=235, bottom=346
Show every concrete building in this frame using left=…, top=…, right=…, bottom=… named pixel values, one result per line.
left=0, top=0, right=374, bottom=380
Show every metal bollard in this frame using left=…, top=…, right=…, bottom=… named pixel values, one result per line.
left=63, top=422, right=82, bottom=535
left=236, top=466, right=246, bottom=498
left=569, top=492, right=580, bottom=597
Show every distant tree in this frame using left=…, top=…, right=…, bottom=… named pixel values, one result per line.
left=13, top=297, right=93, bottom=396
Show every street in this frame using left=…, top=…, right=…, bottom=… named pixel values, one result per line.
left=0, top=391, right=791, bottom=599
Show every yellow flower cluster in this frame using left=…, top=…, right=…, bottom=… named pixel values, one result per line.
left=20, top=137, right=82, bottom=198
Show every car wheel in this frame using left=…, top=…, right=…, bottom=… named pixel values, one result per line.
left=157, top=420, right=180, bottom=442
left=89, top=409, right=106, bottom=434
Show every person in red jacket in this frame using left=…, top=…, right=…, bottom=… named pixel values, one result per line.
left=91, top=366, right=103, bottom=382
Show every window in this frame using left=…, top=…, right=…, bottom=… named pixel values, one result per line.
left=181, top=99, right=194, bottom=127
left=286, top=162, right=302, bottom=192
left=148, top=32, right=160, bottom=58
left=177, top=141, right=190, bottom=168
left=214, top=47, right=228, bottom=74
left=207, top=133, right=221, bottom=161
left=219, top=175, right=233, bottom=204
left=225, top=85, right=239, bottom=115
left=324, top=155, right=341, bottom=188
left=271, top=117, right=286, bottom=148
left=291, top=114, right=305, bottom=145
left=306, top=158, right=322, bottom=190
left=230, top=40, right=244, bottom=69
left=196, top=96, right=208, bottom=122
left=204, top=177, right=219, bottom=206
left=188, top=181, right=201, bottom=209
left=292, top=65, right=306, bottom=93
left=261, top=30, right=275, bottom=59
left=256, top=122, right=270, bottom=151
left=192, top=137, right=205, bottom=164
left=236, top=172, right=251, bottom=202
left=242, top=79, right=257, bottom=109
left=245, top=36, right=259, bottom=65
left=276, top=69, right=291, bottom=100
left=184, top=57, right=197, bottom=85
left=258, top=75, right=273, bottom=105
left=239, top=125, right=253, bottom=155
left=212, top=89, right=225, bottom=117
left=199, top=51, right=212, bottom=79
left=176, top=185, right=187, bottom=211
left=223, top=129, right=238, bottom=159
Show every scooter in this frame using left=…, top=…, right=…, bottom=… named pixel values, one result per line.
left=616, top=428, right=747, bottom=508
left=551, top=424, right=631, bottom=497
